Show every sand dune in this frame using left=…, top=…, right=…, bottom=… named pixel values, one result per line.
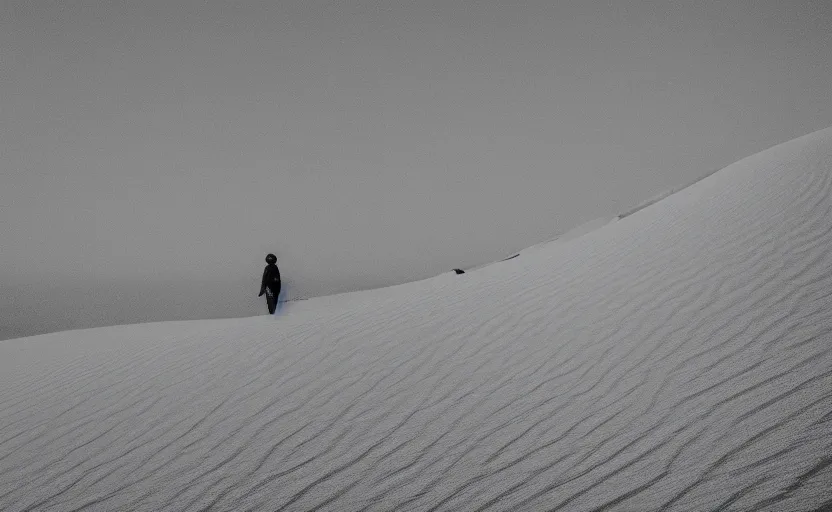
left=2, top=127, right=832, bottom=511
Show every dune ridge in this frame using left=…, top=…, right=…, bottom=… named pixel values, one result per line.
left=2, top=127, right=832, bottom=511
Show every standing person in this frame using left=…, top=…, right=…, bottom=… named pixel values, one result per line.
left=259, top=253, right=281, bottom=314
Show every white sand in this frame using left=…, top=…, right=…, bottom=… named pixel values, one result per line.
left=2, top=127, right=831, bottom=511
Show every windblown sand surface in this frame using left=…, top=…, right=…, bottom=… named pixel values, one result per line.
left=2, top=128, right=831, bottom=511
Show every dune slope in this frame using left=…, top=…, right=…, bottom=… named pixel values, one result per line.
left=2, top=128, right=832, bottom=511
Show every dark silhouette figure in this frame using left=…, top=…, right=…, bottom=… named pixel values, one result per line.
left=259, top=254, right=281, bottom=314
left=453, top=268, right=465, bottom=274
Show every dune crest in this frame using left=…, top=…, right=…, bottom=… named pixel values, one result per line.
left=2, top=127, right=832, bottom=511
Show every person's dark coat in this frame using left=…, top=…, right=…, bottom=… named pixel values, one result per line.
left=259, top=263, right=281, bottom=297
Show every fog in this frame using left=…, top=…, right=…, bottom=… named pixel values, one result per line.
left=2, top=0, right=831, bottom=339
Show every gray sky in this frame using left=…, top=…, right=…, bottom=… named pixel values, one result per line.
left=2, top=0, right=831, bottom=339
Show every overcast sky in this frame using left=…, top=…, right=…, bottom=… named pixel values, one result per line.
left=2, top=0, right=831, bottom=339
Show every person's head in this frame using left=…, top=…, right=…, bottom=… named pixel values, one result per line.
left=265, top=253, right=277, bottom=265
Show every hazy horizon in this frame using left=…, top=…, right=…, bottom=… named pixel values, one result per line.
left=3, top=0, right=831, bottom=340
